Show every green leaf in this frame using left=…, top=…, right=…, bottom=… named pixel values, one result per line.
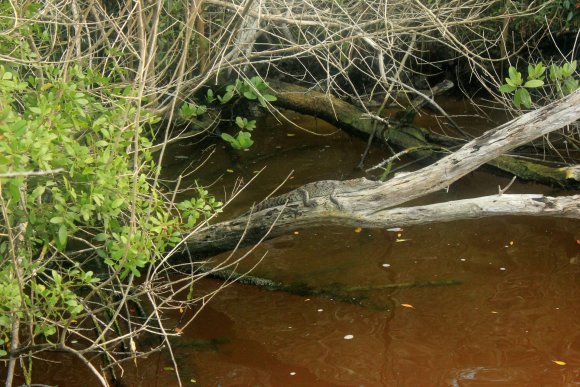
left=58, top=224, right=68, bottom=246
left=50, top=217, right=64, bottom=224
left=243, top=91, right=257, bottom=100
left=523, top=79, right=544, bottom=88
left=31, top=185, right=46, bottom=200
left=563, top=79, right=579, bottom=94
left=513, top=88, right=522, bottom=108
left=235, top=116, right=245, bottom=128
left=261, top=94, right=277, bottom=102
left=220, top=133, right=235, bottom=143
left=549, top=65, right=562, bottom=81
left=218, top=91, right=234, bottom=104
left=516, top=88, right=532, bottom=108
left=245, top=120, right=256, bottom=131
left=499, top=84, right=516, bottom=93
left=196, top=105, right=207, bottom=115
left=508, top=66, right=517, bottom=80
left=43, top=325, right=56, bottom=337
left=562, top=61, right=577, bottom=77
left=236, top=131, right=254, bottom=149
left=111, top=198, right=124, bottom=208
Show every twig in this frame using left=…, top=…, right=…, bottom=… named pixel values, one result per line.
left=0, top=169, right=65, bottom=178
left=498, top=175, right=517, bottom=196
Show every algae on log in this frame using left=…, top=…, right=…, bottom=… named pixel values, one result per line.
left=386, top=126, right=580, bottom=188
left=268, top=80, right=381, bottom=136
left=269, top=80, right=580, bottom=188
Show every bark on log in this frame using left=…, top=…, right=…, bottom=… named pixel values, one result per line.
left=187, top=194, right=579, bottom=255
left=185, top=89, right=580, bottom=255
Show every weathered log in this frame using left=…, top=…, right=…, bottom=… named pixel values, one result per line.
left=386, top=126, right=579, bottom=188
left=187, top=194, right=579, bottom=255
left=184, top=90, right=580, bottom=256
left=268, top=80, right=580, bottom=187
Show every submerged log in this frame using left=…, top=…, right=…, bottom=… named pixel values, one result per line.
left=193, top=264, right=462, bottom=310
left=185, top=90, right=580, bottom=255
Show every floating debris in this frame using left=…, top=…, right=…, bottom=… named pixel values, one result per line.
left=344, top=334, right=354, bottom=340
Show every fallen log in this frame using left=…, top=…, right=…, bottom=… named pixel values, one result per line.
left=187, top=193, right=579, bottom=255
left=184, top=89, right=580, bottom=255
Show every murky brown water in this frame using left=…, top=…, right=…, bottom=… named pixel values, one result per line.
left=6, top=103, right=580, bottom=386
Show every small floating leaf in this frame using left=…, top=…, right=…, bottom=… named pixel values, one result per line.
left=163, top=367, right=175, bottom=371
left=226, top=169, right=234, bottom=173
left=552, top=360, right=566, bottom=366
left=401, top=304, right=414, bottom=309
left=354, top=227, right=362, bottom=233
left=293, top=231, right=299, bottom=235
left=287, top=133, right=296, bottom=137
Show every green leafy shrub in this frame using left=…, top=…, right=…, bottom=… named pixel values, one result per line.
left=499, top=61, right=578, bottom=108
left=215, top=76, right=276, bottom=149
left=0, top=64, right=222, bottom=360
left=221, top=131, right=254, bottom=150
